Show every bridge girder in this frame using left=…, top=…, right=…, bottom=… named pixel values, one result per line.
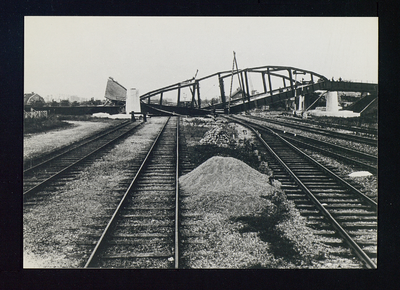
left=139, top=65, right=377, bottom=114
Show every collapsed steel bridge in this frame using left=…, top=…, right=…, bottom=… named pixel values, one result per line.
left=139, top=66, right=378, bottom=116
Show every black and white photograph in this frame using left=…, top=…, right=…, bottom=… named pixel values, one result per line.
left=23, top=16, right=378, bottom=269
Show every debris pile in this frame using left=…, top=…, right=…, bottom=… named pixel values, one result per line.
left=199, top=126, right=232, bottom=147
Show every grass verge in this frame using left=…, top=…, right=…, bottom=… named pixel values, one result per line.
left=24, top=115, right=72, bottom=134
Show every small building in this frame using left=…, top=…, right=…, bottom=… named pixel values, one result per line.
left=24, top=92, right=45, bottom=107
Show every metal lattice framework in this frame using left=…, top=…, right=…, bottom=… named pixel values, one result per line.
left=140, top=66, right=377, bottom=115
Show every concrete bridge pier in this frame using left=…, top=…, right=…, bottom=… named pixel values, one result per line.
left=326, top=91, right=340, bottom=112
left=296, top=94, right=305, bottom=111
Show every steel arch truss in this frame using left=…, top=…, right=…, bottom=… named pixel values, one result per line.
left=139, top=66, right=377, bottom=114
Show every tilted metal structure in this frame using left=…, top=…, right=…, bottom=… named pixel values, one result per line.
left=139, top=66, right=378, bottom=115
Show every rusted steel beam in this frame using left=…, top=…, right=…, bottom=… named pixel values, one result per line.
left=239, top=71, right=247, bottom=108
left=191, top=84, right=196, bottom=108
left=311, top=74, right=315, bottom=92
left=288, top=69, right=295, bottom=98
left=248, top=65, right=328, bottom=80
left=141, top=82, right=194, bottom=100
left=197, top=82, right=201, bottom=108
left=267, top=68, right=273, bottom=102
left=218, top=74, right=227, bottom=109
left=262, top=72, right=267, bottom=93
left=244, top=70, right=251, bottom=105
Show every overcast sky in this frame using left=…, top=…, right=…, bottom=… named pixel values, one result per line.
left=24, top=17, right=378, bottom=100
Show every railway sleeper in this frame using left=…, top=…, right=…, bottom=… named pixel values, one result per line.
left=312, top=190, right=351, bottom=195
left=278, top=182, right=298, bottom=188
left=311, top=229, right=338, bottom=236
left=120, top=214, right=175, bottom=219
left=284, top=192, right=308, bottom=197
left=298, top=209, right=321, bottom=216
left=132, top=186, right=176, bottom=191
left=23, top=201, right=41, bottom=206
left=353, top=239, right=377, bottom=246
left=107, top=239, right=166, bottom=246
left=329, top=210, right=376, bottom=215
left=111, top=233, right=171, bottom=238
left=305, top=185, right=344, bottom=189
left=291, top=198, right=312, bottom=204
left=116, top=223, right=173, bottom=229
left=322, top=204, right=372, bottom=209
left=122, top=206, right=175, bottom=211
left=136, top=181, right=176, bottom=185
left=306, top=222, right=334, bottom=230
left=334, top=216, right=376, bottom=222
left=296, top=204, right=316, bottom=209
left=318, top=198, right=362, bottom=203
left=100, top=253, right=172, bottom=259
left=341, top=221, right=377, bottom=228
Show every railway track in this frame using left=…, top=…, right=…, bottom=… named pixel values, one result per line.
left=277, top=114, right=378, bottom=136
left=23, top=120, right=143, bottom=201
left=243, top=115, right=377, bottom=146
left=84, top=116, right=180, bottom=268
left=235, top=116, right=377, bottom=174
left=227, top=115, right=377, bottom=268
left=24, top=120, right=130, bottom=171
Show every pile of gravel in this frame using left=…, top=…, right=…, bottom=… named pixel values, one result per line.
left=179, top=156, right=332, bottom=268
left=179, top=156, right=280, bottom=268
left=180, top=156, right=274, bottom=200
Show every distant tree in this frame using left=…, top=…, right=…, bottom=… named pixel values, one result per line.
left=32, top=100, right=44, bottom=107
left=71, top=101, right=80, bottom=107
left=60, top=99, right=71, bottom=106
left=50, top=100, right=59, bottom=107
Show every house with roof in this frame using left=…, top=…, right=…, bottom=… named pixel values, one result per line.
left=24, top=92, right=45, bottom=108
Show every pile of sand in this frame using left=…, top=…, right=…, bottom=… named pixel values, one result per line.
left=179, top=156, right=277, bottom=215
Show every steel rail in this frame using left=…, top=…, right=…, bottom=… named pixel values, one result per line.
left=174, top=116, right=180, bottom=269
left=231, top=116, right=377, bottom=208
left=23, top=122, right=142, bottom=200
left=226, top=116, right=377, bottom=269
left=239, top=118, right=377, bottom=173
left=247, top=115, right=377, bottom=146
left=24, top=120, right=132, bottom=174
left=276, top=115, right=378, bottom=136
left=84, top=117, right=171, bottom=268
left=279, top=133, right=377, bottom=175
left=239, top=116, right=377, bottom=162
